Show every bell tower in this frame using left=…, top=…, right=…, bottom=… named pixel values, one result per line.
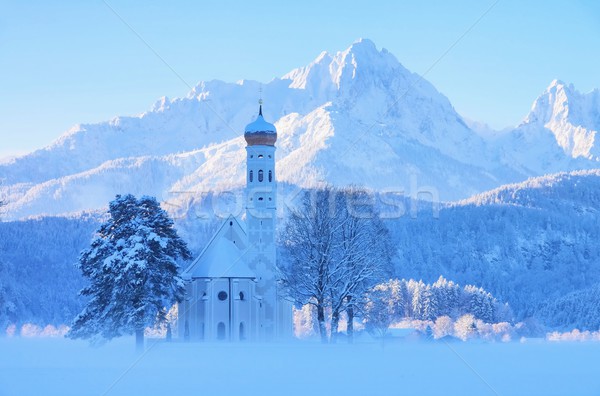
left=244, top=101, right=278, bottom=340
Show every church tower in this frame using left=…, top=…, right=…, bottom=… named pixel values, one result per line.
left=178, top=102, right=291, bottom=342
left=244, top=102, right=279, bottom=340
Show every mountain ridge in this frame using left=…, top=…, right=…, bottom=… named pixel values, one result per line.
left=1, top=39, right=599, bottom=220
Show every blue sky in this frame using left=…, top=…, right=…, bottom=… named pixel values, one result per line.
left=1, top=0, right=599, bottom=158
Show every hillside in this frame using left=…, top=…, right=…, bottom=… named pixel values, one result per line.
left=2, top=170, right=600, bottom=329
left=393, top=170, right=600, bottom=319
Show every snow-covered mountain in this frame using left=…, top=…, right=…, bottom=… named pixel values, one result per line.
left=491, top=80, right=600, bottom=176
left=1, top=39, right=600, bottom=220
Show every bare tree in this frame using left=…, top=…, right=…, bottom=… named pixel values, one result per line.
left=280, top=187, right=392, bottom=343
left=280, top=189, right=339, bottom=343
left=329, top=188, right=392, bottom=343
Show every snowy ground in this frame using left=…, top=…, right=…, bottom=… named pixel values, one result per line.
left=1, top=337, right=599, bottom=396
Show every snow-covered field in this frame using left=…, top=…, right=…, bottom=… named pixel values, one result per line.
left=1, top=337, right=599, bottom=396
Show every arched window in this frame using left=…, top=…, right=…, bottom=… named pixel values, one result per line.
left=268, top=170, right=272, bottom=182
left=258, top=154, right=264, bottom=158
left=239, top=322, right=245, bottom=341
left=239, top=291, right=245, bottom=300
left=249, top=170, right=253, bottom=182
left=258, top=170, right=264, bottom=182
left=217, top=322, right=226, bottom=340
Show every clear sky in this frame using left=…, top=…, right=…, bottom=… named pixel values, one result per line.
left=1, top=0, right=599, bottom=159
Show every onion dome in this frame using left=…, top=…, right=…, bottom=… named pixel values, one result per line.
left=244, top=104, right=277, bottom=146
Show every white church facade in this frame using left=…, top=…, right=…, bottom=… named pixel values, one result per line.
left=178, top=104, right=293, bottom=341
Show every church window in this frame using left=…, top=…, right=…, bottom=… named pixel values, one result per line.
left=258, top=154, right=263, bottom=158
left=258, top=170, right=264, bottom=182
left=218, top=291, right=228, bottom=301
left=239, top=322, right=246, bottom=340
left=249, top=170, right=253, bottom=182
left=217, top=322, right=226, bottom=340
left=230, top=221, right=233, bottom=226
left=239, top=291, right=245, bottom=300
left=268, top=170, right=272, bottom=182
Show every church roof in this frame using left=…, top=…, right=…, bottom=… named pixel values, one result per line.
left=244, top=105, right=277, bottom=146
left=183, top=215, right=255, bottom=279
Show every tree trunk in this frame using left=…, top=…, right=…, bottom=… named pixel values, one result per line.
left=330, top=308, right=340, bottom=344
left=347, top=303, right=354, bottom=344
left=136, top=328, right=144, bottom=352
left=317, top=303, right=328, bottom=344
left=166, top=323, right=172, bottom=342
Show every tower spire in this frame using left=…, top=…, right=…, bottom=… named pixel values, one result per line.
left=259, top=85, right=263, bottom=116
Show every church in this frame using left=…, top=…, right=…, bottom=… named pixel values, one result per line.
left=177, top=104, right=293, bottom=341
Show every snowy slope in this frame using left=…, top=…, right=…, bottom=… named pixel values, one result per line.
left=394, top=169, right=600, bottom=320
left=1, top=40, right=600, bottom=220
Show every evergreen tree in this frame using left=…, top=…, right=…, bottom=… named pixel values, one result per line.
left=409, top=280, right=426, bottom=319
left=67, top=194, right=191, bottom=349
left=421, top=284, right=439, bottom=321
left=363, top=284, right=395, bottom=339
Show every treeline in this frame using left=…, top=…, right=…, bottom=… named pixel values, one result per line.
left=294, top=276, right=513, bottom=340
left=0, top=216, right=99, bottom=330
left=364, top=276, right=511, bottom=327
left=535, top=283, right=600, bottom=331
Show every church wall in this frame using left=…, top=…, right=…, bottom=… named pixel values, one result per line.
left=207, top=278, right=231, bottom=341
left=231, top=279, right=254, bottom=341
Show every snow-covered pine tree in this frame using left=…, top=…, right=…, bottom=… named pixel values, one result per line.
left=363, top=284, right=395, bottom=339
left=67, top=194, right=191, bottom=350
left=464, top=285, right=496, bottom=323
left=408, top=279, right=426, bottom=319
left=388, top=279, right=408, bottom=321
left=421, top=284, right=439, bottom=321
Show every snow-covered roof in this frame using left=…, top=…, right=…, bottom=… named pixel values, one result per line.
left=183, top=215, right=255, bottom=279
left=244, top=105, right=277, bottom=146
left=245, top=113, right=276, bottom=134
